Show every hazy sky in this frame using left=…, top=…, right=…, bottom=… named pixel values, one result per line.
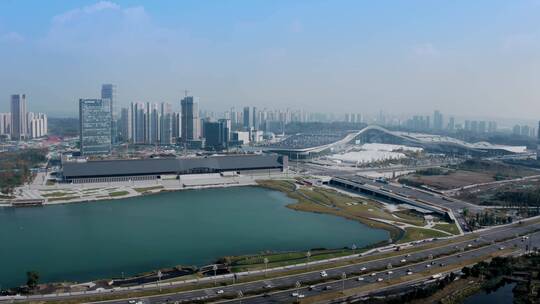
left=0, top=0, right=539, bottom=118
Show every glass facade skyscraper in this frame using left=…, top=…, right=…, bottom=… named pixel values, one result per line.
left=79, top=99, right=112, bottom=156
left=181, top=96, right=200, bottom=141
left=101, top=84, right=116, bottom=144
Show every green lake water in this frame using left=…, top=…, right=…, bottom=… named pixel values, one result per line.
left=0, top=186, right=388, bottom=287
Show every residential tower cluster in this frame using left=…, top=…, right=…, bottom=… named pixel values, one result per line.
left=0, top=94, right=48, bottom=141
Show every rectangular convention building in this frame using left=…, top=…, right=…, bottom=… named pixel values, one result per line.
left=61, top=154, right=288, bottom=183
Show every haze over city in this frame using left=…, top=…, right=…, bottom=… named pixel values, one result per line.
left=4, top=2, right=540, bottom=304
left=1, top=0, right=540, bottom=119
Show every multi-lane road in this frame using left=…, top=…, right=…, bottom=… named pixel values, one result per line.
left=296, top=161, right=481, bottom=232
left=9, top=218, right=533, bottom=304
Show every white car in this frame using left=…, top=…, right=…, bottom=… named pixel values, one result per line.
left=467, top=244, right=472, bottom=248
left=400, top=259, right=406, bottom=263
left=357, top=277, right=364, bottom=281
left=291, top=292, right=299, bottom=297
left=360, top=267, right=367, bottom=271
left=371, top=272, right=377, bottom=276
left=377, top=278, right=384, bottom=282
left=407, top=271, right=413, bottom=275
left=320, top=271, right=328, bottom=277
left=387, top=271, right=393, bottom=275
left=426, top=264, right=431, bottom=268
left=297, top=294, right=305, bottom=298
left=216, top=290, right=224, bottom=294
left=128, top=301, right=136, bottom=304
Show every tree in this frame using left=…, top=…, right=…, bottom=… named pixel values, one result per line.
left=26, top=271, right=40, bottom=289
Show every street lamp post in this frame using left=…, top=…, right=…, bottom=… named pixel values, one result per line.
left=306, top=250, right=311, bottom=269
left=263, top=258, right=269, bottom=277
left=237, top=290, right=244, bottom=304
left=157, top=270, right=162, bottom=292
left=352, top=244, right=357, bottom=255
left=341, top=272, right=346, bottom=293
left=212, top=264, right=218, bottom=286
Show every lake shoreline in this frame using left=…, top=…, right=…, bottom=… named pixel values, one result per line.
left=1, top=185, right=389, bottom=288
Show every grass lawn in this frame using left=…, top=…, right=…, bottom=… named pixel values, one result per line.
left=398, top=227, right=449, bottom=244
left=229, top=249, right=364, bottom=272
left=133, top=186, right=164, bottom=193
left=109, top=191, right=129, bottom=197
left=433, top=223, right=461, bottom=235
left=257, top=180, right=426, bottom=241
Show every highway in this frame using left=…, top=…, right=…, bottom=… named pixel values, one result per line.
left=225, top=232, right=536, bottom=304
left=19, top=218, right=535, bottom=304
left=294, top=161, right=481, bottom=233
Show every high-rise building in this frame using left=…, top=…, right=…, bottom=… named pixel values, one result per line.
left=101, top=84, right=117, bottom=144
left=119, top=107, right=132, bottom=142
left=433, top=110, right=443, bottom=130
left=160, top=103, right=173, bottom=145
left=252, top=106, right=259, bottom=130
left=203, top=119, right=230, bottom=150
left=537, top=121, right=540, bottom=161
left=79, top=99, right=112, bottom=156
left=488, top=121, right=497, bottom=133
left=465, top=120, right=471, bottom=131
left=447, top=116, right=455, bottom=131
left=243, top=106, right=253, bottom=130
left=148, top=103, right=160, bottom=144
left=0, top=113, right=11, bottom=136
left=27, top=112, right=47, bottom=138
left=478, top=121, right=486, bottom=133
left=219, top=118, right=231, bottom=144
left=10, top=94, right=27, bottom=140
left=470, top=121, right=478, bottom=133
left=131, top=102, right=146, bottom=144
left=521, top=125, right=531, bottom=137
left=172, top=112, right=181, bottom=140
left=181, top=96, right=200, bottom=141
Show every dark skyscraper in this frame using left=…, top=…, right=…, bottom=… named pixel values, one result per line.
left=243, top=106, right=253, bottom=130
left=181, top=96, right=200, bottom=141
left=203, top=119, right=230, bottom=150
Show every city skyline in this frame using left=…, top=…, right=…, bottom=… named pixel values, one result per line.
left=1, top=0, right=540, bottom=119
left=4, top=2, right=540, bottom=303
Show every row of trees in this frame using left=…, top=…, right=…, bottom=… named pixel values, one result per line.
left=0, top=149, right=47, bottom=194
left=466, top=211, right=513, bottom=228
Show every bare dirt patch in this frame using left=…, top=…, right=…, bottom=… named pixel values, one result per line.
left=403, top=171, right=495, bottom=190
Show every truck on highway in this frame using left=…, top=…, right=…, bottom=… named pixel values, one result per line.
left=375, top=177, right=388, bottom=184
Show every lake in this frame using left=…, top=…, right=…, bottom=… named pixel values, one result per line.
left=0, top=186, right=389, bottom=287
